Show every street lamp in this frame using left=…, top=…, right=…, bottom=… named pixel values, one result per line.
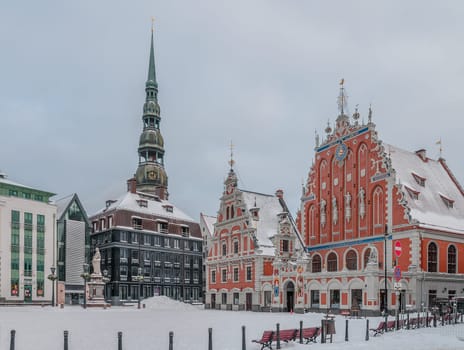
left=47, top=267, right=57, bottom=307
left=103, top=269, right=110, bottom=302
left=137, top=267, right=143, bottom=309
left=384, top=228, right=389, bottom=332
left=81, top=263, right=90, bottom=309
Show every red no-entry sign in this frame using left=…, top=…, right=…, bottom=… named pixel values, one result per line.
left=394, top=241, right=402, bottom=257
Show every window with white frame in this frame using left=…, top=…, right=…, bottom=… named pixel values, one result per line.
left=221, top=269, right=227, bottom=283
left=233, top=267, right=239, bottom=282
left=211, top=270, right=216, bottom=283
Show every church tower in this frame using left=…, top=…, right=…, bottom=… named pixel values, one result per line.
left=135, top=27, right=168, bottom=199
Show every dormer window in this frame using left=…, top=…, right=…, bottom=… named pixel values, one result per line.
left=137, top=199, right=148, bottom=208
left=282, top=239, right=289, bottom=252
left=163, top=205, right=173, bottom=213
left=412, top=173, right=426, bottom=187
left=405, top=186, right=419, bottom=200
left=440, top=194, right=454, bottom=209
left=181, top=226, right=190, bottom=237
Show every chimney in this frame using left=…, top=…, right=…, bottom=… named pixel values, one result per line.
left=275, top=189, right=284, bottom=198
left=127, top=177, right=137, bottom=194
left=415, top=149, right=427, bottom=161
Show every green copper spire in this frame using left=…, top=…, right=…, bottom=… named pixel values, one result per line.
left=146, top=30, right=157, bottom=89
left=135, top=26, right=168, bottom=200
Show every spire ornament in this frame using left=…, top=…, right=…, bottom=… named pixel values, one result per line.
left=228, top=140, right=235, bottom=170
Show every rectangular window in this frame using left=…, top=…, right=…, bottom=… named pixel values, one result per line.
left=108, top=216, right=113, bottom=227
left=120, top=231, right=128, bottom=242
left=233, top=240, right=239, bottom=254
left=311, top=290, right=320, bottom=307
left=159, top=222, right=168, bottom=233
left=154, top=235, right=161, bottom=246
left=233, top=292, right=239, bottom=305
left=246, top=266, right=252, bottom=281
left=222, top=293, right=227, bottom=305
left=182, top=226, right=189, bottom=237
left=100, top=218, right=106, bottom=230
left=221, top=269, right=227, bottom=283
left=330, top=289, right=340, bottom=309
left=233, top=267, right=239, bottom=282
left=173, top=239, right=180, bottom=249
left=222, top=243, right=227, bottom=256
left=282, top=240, right=289, bottom=252
left=132, top=217, right=142, bottom=230
left=132, top=232, right=139, bottom=244
left=211, top=270, right=216, bottom=283
left=24, top=212, right=33, bottom=278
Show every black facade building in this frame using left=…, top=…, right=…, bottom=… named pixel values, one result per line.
left=89, top=28, right=202, bottom=304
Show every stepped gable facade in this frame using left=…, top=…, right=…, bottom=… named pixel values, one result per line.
left=205, top=167, right=309, bottom=311
left=298, top=84, right=464, bottom=314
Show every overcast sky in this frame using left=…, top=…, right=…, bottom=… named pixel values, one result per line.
left=1, top=1, right=464, bottom=221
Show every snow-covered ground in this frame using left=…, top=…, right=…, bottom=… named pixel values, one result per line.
left=0, top=297, right=463, bottom=349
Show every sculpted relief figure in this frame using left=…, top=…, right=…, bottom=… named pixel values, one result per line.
left=332, top=196, right=338, bottom=225
left=320, top=199, right=327, bottom=227
left=359, top=187, right=366, bottom=219
left=344, top=192, right=352, bottom=222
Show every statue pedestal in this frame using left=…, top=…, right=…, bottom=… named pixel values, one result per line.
left=87, top=273, right=110, bottom=308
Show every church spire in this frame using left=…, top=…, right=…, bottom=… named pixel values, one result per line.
left=135, top=25, right=168, bottom=200
left=146, top=20, right=157, bottom=89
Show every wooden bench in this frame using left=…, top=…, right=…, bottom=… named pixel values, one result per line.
left=370, top=321, right=386, bottom=336
left=252, top=330, right=274, bottom=350
left=274, top=329, right=297, bottom=343
left=340, top=310, right=350, bottom=318
left=295, top=327, right=320, bottom=343
left=386, top=320, right=396, bottom=331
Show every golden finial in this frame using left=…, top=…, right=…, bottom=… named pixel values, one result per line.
left=228, top=140, right=235, bottom=169
left=151, top=17, right=155, bottom=33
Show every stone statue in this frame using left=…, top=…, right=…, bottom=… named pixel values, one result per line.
left=320, top=199, right=327, bottom=227
left=344, top=192, right=352, bottom=222
left=92, top=247, right=102, bottom=276
left=359, top=187, right=366, bottom=219
left=332, top=196, right=338, bottom=225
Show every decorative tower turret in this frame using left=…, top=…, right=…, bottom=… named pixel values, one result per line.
left=135, top=26, right=168, bottom=199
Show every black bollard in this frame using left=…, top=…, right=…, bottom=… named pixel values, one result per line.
left=208, top=328, right=213, bottom=350
left=365, top=319, right=369, bottom=341
left=433, top=313, right=437, bottom=328
left=320, top=319, right=326, bottom=344
left=345, top=319, right=349, bottom=341
left=407, top=311, right=410, bottom=330
left=242, top=326, right=246, bottom=350
left=416, top=312, right=420, bottom=329
left=10, top=330, right=16, bottom=350
left=118, top=331, right=122, bottom=350
left=299, top=321, right=303, bottom=344
left=64, top=330, right=69, bottom=350
left=276, top=323, right=281, bottom=350
left=169, top=331, right=173, bottom=350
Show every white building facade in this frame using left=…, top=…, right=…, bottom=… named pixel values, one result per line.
left=0, top=173, right=56, bottom=304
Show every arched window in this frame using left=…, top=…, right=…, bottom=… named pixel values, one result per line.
left=372, top=187, right=384, bottom=227
left=448, top=245, right=457, bottom=274
left=231, top=205, right=235, bottom=218
left=327, top=252, right=338, bottom=272
left=346, top=250, right=358, bottom=270
left=428, top=242, right=437, bottom=272
left=363, top=248, right=371, bottom=269
left=312, top=254, right=322, bottom=273
left=226, top=207, right=230, bottom=220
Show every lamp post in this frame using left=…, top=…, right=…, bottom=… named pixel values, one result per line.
left=48, top=267, right=57, bottom=307
left=137, top=267, right=143, bottom=309
left=384, top=229, right=389, bottom=331
left=81, top=263, right=90, bottom=309
left=103, top=269, right=109, bottom=302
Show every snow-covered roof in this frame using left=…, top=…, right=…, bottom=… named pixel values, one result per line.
left=200, top=213, right=216, bottom=238
left=240, top=190, right=283, bottom=255
left=93, top=191, right=196, bottom=223
left=387, top=144, right=464, bottom=233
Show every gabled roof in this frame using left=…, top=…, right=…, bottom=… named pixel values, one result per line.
left=240, top=190, right=284, bottom=256
left=55, top=193, right=90, bottom=224
left=387, top=144, right=464, bottom=233
left=93, top=191, right=196, bottom=223
left=200, top=213, right=216, bottom=238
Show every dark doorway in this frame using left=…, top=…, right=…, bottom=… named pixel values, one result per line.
left=24, top=285, right=32, bottom=302
left=211, top=293, right=216, bottom=309
left=246, top=293, right=252, bottom=311
left=286, top=281, right=295, bottom=312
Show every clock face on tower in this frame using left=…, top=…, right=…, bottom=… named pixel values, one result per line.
left=335, top=142, right=348, bottom=162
